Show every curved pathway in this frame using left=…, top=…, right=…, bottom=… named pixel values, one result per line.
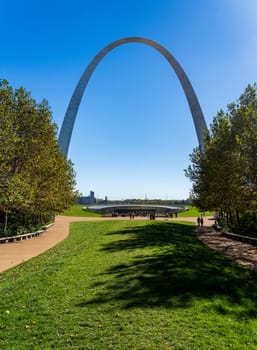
left=0, top=216, right=199, bottom=273
left=0, top=216, right=95, bottom=272
left=2, top=215, right=257, bottom=274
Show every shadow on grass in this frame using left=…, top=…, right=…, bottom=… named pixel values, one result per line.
left=78, top=221, right=257, bottom=316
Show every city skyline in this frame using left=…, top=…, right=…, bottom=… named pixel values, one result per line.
left=1, top=0, right=257, bottom=199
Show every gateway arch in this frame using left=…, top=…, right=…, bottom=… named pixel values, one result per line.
left=58, top=37, right=207, bottom=156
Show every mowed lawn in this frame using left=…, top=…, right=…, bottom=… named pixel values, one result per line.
left=1, top=221, right=257, bottom=349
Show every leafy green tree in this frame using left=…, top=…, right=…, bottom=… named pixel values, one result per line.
left=186, top=84, right=257, bottom=234
left=0, top=79, right=76, bottom=235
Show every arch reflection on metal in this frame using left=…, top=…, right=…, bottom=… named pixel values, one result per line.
left=58, top=37, right=207, bottom=156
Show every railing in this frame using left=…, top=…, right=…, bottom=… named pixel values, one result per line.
left=0, top=223, right=54, bottom=244
left=222, top=231, right=257, bottom=246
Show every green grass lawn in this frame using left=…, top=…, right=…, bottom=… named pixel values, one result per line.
left=1, top=220, right=257, bottom=349
left=177, top=206, right=212, bottom=217
left=60, top=205, right=101, bottom=217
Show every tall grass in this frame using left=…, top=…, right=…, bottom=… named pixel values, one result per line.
left=0, top=220, right=257, bottom=349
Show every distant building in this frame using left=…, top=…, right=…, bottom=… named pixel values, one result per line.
left=86, top=204, right=186, bottom=217
left=78, top=191, right=96, bottom=205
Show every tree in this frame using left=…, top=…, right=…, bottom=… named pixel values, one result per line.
left=185, top=84, right=257, bottom=234
left=0, top=79, right=77, bottom=235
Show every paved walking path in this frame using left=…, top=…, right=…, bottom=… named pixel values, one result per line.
left=1, top=215, right=257, bottom=273
left=0, top=216, right=199, bottom=273
left=197, top=226, right=257, bottom=271
left=0, top=216, right=98, bottom=272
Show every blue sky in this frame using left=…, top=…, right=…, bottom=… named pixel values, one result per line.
left=1, top=0, right=257, bottom=200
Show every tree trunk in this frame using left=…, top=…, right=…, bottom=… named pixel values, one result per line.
left=4, top=209, right=8, bottom=234
left=236, top=210, right=241, bottom=232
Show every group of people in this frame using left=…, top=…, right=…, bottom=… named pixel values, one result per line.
left=129, top=212, right=156, bottom=220
left=197, top=216, right=204, bottom=226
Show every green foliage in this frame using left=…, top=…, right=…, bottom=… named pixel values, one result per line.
left=0, top=79, right=77, bottom=235
left=109, top=198, right=192, bottom=206
left=186, top=84, right=257, bottom=235
left=1, top=220, right=257, bottom=349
